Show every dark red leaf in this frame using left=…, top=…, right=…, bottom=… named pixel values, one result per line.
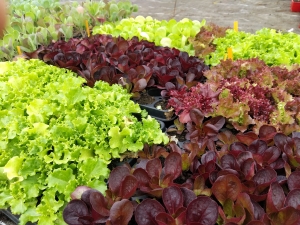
left=146, top=158, right=162, bottom=178
left=269, top=158, right=285, bottom=170
left=204, top=116, right=225, bottom=132
left=133, top=168, right=151, bottom=188
left=135, top=199, right=165, bottom=225
left=109, top=199, right=133, bottom=225
left=105, top=42, right=119, bottom=55
left=164, top=152, right=182, bottom=179
left=118, top=55, right=129, bottom=72
left=155, top=212, right=176, bottom=225
left=220, top=154, right=239, bottom=171
left=262, top=146, right=281, bottom=165
left=287, top=171, right=300, bottom=191
left=201, top=151, right=216, bottom=165
left=266, top=182, right=285, bottom=214
left=108, top=166, right=130, bottom=196
left=89, top=191, right=110, bottom=217
left=248, top=139, right=267, bottom=155
left=259, top=125, right=277, bottom=142
left=190, top=108, right=204, bottom=126
left=118, top=40, right=129, bottom=52
left=252, top=167, right=277, bottom=187
left=236, top=132, right=258, bottom=146
left=274, top=133, right=288, bottom=151
left=63, top=199, right=91, bottom=225
left=120, top=175, right=138, bottom=199
left=162, top=186, right=183, bottom=215
left=181, top=187, right=197, bottom=207
left=248, top=193, right=267, bottom=202
left=211, top=174, right=242, bottom=205
left=186, top=196, right=218, bottom=225
left=230, top=142, right=247, bottom=157
left=240, top=158, right=256, bottom=180
left=132, top=78, right=147, bottom=92
left=269, top=207, right=300, bottom=225
left=246, top=221, right=265, bottom=225
left=251, top=200, right=265, bottom=221
left=285, top=189, right=300, bottom=210
left=236, top=193, right=255, bottom=220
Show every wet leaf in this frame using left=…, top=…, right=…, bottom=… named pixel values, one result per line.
left=186, top=196, right=218, bottom=225
left=212, top=174, right=242, bottom=205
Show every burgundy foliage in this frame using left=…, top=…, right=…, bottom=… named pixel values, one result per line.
left=58, top=32, right=300, bottom=225
left=63, top=122, right=300, bottom=225
left=25, top=34, right=208, bottom=98
left=167, top=58, right=300, bottom=133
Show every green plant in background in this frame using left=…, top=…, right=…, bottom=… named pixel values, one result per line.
left=204, top=28, right=300, bottom=66
left=93, top=16, right=206, bottom=55
left=0, top=59, right=168, bottom=225
left=0, top=0, right=138, bottom=61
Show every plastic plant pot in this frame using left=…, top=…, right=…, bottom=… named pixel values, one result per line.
left=135, top=88, right=177, bottom=122
left=291, top=0, right=300, bottom=12
left=0, top=209, right=36, bottom=225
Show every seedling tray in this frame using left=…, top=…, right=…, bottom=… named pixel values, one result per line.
left=0, top=210, right=35, bottom=225
left=136, top=89, right=177, bottom=122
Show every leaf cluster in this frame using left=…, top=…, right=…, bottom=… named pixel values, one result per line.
left=0, top=0, right=138, bottom=61
left=168, top=58, right=300, bottom=133
left=25, top=34, right=209, bottom=98
left=0, top=59, right=168, bottom=225
left=188, top=23, right=229, bottom=59
left=64, top=122, right=300, bottom=225
left=93, top=16, right=206, bottom=55
left=200, top=28, right=300, bottom=66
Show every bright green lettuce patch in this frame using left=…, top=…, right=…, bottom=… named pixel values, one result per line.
left=205, top=28, right=300, bottom=66
left=93, top=16, right=206, bottom=55
left=0, top=59, right=168, bottom=225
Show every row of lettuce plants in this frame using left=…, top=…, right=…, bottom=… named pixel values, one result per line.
left=197, top=28, right=300, bottom=66
left=92, top=16, right=206, bottom=56
left=2, top=6, right=300, bottom=224
left=20, top=32, right=300, bottom=225
left=63, top=122, right=300, bottom=225
left=25, top=33, right=300, bottom=134
left=0, top=59, right=168, bottom=224
left=168, top=58, right=300, bottom=134
left=24, top=34, right=209, bottom=99
left=0, top=0, right=138, bottom=61
left=92, top=17, right=300, bottom=67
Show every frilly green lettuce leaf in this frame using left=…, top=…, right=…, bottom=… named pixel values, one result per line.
left=93, top=16, right=206, bottom=55
left=0, top=59, right=168, bottom=224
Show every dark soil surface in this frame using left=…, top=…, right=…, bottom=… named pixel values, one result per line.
left=154, top=99, right=170, bottom=110
left=135, top=92, right=155, bottom=105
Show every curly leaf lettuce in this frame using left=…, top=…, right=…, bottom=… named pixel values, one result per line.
left=205, top=28, right=300, bottom=66
left=93, top=16, right=205, bottom=55
left=0, top=59, right=168, bottom=225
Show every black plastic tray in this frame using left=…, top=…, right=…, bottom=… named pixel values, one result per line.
left=0, top=209, right=36, bottom=225
left=136, top=89, right=177, bottom=122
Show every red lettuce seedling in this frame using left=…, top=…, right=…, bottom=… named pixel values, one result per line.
left=135, top=186, right=218, bottom=225
left=186, top=108, right=225, bottom=143
left=25, top=34, right=209, bottom=96
left=63, top=165, right=138, bottom=225
left=133, top=152, right=182, bottom=198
